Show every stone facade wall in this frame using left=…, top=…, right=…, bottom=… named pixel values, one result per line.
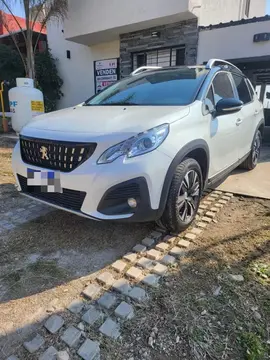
left=120, top=18, right=198, bottom=77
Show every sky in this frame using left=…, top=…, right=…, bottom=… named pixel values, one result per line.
left=7, top=0, right=270, bottom=17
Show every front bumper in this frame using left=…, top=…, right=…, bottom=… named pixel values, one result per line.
left=12, top=141, right=172, bottom=222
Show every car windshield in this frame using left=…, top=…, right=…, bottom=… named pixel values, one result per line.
left=85, top=67, right=209, bottom=106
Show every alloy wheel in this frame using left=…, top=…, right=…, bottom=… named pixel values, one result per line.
left=252, top=132, right=261, bottom=166
left=176, top=170, right=200, bottom=222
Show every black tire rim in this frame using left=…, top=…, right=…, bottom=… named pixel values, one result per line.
left=177, top=170, right=200, bottom=222
left=252, top=132, right=261, bottom=166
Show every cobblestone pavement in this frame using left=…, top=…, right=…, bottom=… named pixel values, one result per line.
left=1, top=190, right=234, bottom=360
left=0, top=198, right=52, bottom=234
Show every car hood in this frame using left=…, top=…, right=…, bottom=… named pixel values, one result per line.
left=23, top=105, right=190, bottom=137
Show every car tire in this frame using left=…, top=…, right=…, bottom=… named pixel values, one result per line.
left=159, top=158, right=203, bottom=233
left=240, top=130, right=262, bottom=170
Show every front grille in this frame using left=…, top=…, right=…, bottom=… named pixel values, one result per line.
left=20, top=136, right=97, bottom=172
left=18, top=174, right=86, bottom=211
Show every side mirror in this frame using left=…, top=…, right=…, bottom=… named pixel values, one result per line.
left=216, top=98, right=243, bottom=116
left=266, top=92, right=270, bottom=99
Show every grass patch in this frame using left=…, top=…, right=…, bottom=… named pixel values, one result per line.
left=241, top=332, right=267, bottom=360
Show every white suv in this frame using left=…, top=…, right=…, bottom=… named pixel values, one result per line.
left=12, top=59, right=264, bottom=233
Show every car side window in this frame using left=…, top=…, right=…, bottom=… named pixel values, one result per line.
left=212, top=72, right=235, bottom=105
left=232, top=74, right=252, bottom=104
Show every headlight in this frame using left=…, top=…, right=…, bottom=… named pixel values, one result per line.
left=97, top=123, right=169, bottom=164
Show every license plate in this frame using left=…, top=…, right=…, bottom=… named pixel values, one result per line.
left=27, top=168, right=62, bottom=193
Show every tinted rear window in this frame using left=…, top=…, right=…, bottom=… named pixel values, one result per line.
left=86, top=68, right=208, bottom=106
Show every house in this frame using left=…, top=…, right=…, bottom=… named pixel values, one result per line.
left=47, top=0, right=266, bottom=109
left=0, top=10, right=47, bottom=54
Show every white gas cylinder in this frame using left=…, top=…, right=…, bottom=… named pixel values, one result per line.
left=9, top=78, right=44, bottom=133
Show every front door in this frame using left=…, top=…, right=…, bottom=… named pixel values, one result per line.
left=206, top=72, right=240, bottom=178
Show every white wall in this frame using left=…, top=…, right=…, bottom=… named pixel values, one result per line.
left=199, top=0, right=266, bottom=26
left=65, top=0, right=196, bottom=44
left=47, top=21, right=120, bottom=109
left=198, top=19, right=270, bottom=64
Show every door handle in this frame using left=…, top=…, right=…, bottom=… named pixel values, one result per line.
left=236, top=118, right=243, bottom=126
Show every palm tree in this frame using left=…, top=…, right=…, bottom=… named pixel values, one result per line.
left=0, top=0, right=68, bottom=80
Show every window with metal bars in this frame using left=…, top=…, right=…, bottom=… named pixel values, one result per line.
left=132, top=46, right=185, bottom=70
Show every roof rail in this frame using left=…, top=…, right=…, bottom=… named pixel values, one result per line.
left=206, top=59, right=242, bottom=73
left=131, top=66, right=162, bottom=76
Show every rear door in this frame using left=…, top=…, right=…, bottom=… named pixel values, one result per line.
left=206, top=72, right=240, bottom=177
left=231, top=73, right=257, bottom=159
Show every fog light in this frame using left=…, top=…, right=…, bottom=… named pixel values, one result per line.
left=128, top=198, right=137, bottom=208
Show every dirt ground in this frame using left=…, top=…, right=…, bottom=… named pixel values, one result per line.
left=0, top=136, right=269, bottom=359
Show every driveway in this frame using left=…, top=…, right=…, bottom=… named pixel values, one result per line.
left=216, top=144, right=270, bottom=199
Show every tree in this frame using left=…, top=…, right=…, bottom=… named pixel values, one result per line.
left=0, top=0, right=68, bottom=80
left=35, top=48, right=63, bottom=112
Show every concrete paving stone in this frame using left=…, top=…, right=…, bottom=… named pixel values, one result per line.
left=202, top=201, right=212, bottom=206
left=210, top=207, right=220, bottom=213
left=44, top=314, right=64, bottom=334
left=149, top=231, right=163, bottom=241
left=142, top=237, right=155, bottom=248
left=146, top=249, right=162, bottom=260
left=197, top=209, right=205, bottom=215
left=190, top=228, right=203, bottom=235
left=83, top=284, right=102, bottom=300
left=68, top=299, right=85, bottom=314
left=112, top=278, right=132, bottom=296
left=99, top=318, right=120, bottom=339
left=115, top=301, right=134, bottom=320
left=96, top=272, right=115, bottom=287
left=123, top=253, right=137, bottom=263
left=152, top=263, right=167, bottom=276
left=142, top=274, right=160, bottom=287
left=213, top=190, right=223, bottom=195
left=56, top=351, right=70, bottom=360
left=197, top=222, right=207, bottom=229
left=169, top=247, right=185, bottom=258
left=210, top=193, right=219, bottom=199
left=221, top=195, right=231, bottom=201
left=202, top=216, right=212, bottom=223
left=61, top=326, right=82, bottom=348
left=128, top=287, right=147, bottom=302
left=136, top=257, right=154, bottom=270
left=180, top=237, right=192, bottom=246
left=206, top=211, right=216, bottom=219
left=77, top=339, right=100, bottom=360
left=163, top=235, right=176, bottom=244
left=155, top=242, right=169, bottom=252
left=132, top=244, right=147, bottom=253
left=39, top=346, right=58, bottom=360
left=126, top=266, right=143, bottom=281
left=215, top=203, right=224, bottom=208
left=24, top=334, right=45, bottom=354
left=206, top=196, right=216, bottom=202
left=82, top=306, right=103, bottom=325
left=7, top=356, right=20, bottom=360
left=199, top=205, right=208, bottom=210
left=225, top=192, right=234, bottom=198
left=160, top=254, right=176, bottom=265
left=218, top=199, right=227, bottom=205
left=97, top=292, right=117, bottom=310
left=111, top=260, right=127, bottom=273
